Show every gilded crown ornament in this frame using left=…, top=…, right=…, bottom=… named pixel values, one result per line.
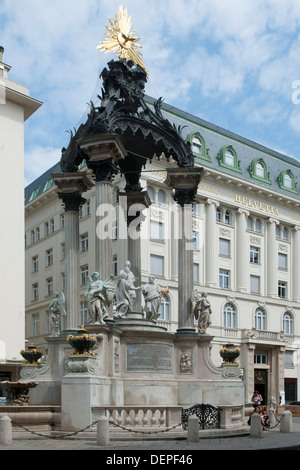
left=97, top=5, right=149, bottom=77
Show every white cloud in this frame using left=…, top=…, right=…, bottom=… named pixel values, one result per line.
left=24, top=145, right=61, bottom=186
left=1, top=0, right=299, bottom=186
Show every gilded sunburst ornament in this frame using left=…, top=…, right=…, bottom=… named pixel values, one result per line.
left=97, top=5, right=149, bottom=77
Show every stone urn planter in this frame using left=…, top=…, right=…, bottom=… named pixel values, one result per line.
left=220, top=342, right=240, bottom=366
left=67, top=326, right=97, bottom=356
left=20, top=344, right=43, bottom=365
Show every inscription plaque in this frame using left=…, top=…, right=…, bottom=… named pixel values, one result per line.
left=127, top=343, right=173, bottom=373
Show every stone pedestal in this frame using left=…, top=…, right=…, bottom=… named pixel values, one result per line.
left=26, top=318, right=244, bottom=432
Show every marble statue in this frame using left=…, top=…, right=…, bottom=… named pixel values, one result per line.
left=192, top=290, right=212, bottom=334
left=142, top=274, right=165, bottom=321
left=85, top=272, right=117, bottom=324
left=49, top=291, right=66, bottom=336
left=114, top=270, right=141, bottom=318
left=124, top=260, right=139, bottom=306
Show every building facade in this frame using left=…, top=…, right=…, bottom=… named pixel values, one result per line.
left=0, top=47, right=41, bottom=383
left=24, top=97, right=300, bottom=406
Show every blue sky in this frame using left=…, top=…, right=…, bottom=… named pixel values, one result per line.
left=1, top=0, right=300, bottom=186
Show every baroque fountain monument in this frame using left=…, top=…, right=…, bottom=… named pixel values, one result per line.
left=16, top=6, right=244, bottom=434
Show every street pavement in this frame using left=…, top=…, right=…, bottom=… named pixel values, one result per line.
left=1, top=417, right=300, bottom=453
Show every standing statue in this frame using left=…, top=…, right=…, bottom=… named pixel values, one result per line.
left=124, top=260, right=139, bottom=307
left=192, top=290, right=212, bottom=334
left=142, top=275, right=168, bottom=321
left=49, top=291, right=66, bottom=336
left=85, top=272, right=117, bottom=324
left=114, top=270, right=141, bottom=318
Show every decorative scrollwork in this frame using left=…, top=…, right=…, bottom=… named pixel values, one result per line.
left=181, top=404, right=220, bottom=430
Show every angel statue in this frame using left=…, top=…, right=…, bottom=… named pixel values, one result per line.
left=192, top=290, right=212, bottom=334
left=85, top=272, right=117, bottom=324
left=49, top=291, right=66, bottom=336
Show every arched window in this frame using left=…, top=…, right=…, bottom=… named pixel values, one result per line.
left=255, top=308, right=266, bottom=330
left=158, top=295, right=170, bottom=321
left=248, top=158, right=271, bottom=184
left=277, top=170, right=298, bottom=194
left=157, top=189, right=165, bottom=205
left=186, top=132, right=210, bottom=161
left=223, top=302, right=237, bottom=329
left=283, top=312, right=294, bottom=335
left=284, top=173, right=292, bottom=189
left=217, top=145, right=241, bottom=173
left=247, top=216, right=253, bottom=230
left=216, top=207, right=221, bottom=222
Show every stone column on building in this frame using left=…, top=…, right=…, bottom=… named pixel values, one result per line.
left=267, top=218, right=279, bottom=297
left=52, top=172, right=93, bottom=331
left=165, top=168, right=203, bottom=334
left=205, top=199, right=219, bottom=287
left=292, top=225, right=300, bottom=302
left=118, top=190, right=151, bottom=313
left=236, top=208, right=249, bottom=292
left=79, top=135, right=127, bottom=285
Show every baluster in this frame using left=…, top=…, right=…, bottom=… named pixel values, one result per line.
left=142, top=409, right=148, bottom=426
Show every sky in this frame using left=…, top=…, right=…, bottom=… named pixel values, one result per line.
left=1, top=0, right=300, bottom=187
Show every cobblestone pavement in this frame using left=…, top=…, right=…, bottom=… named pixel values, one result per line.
left=0, top=418, right=300, bottom=452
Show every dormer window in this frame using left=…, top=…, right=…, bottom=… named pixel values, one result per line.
left=277, top=170, right=298, bottom=194
left=248, top=158, right=271, bottom=185
left=186, top=132, right=210, bottom=161
left=217, top=145, right=241, bottom=173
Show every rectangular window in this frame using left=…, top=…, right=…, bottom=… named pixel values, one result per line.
left=150, top=254, right=164, bottom=277
left=193, top=232, right=199, bottom=250
left=44, top=222, right=49, bottom=236
left=86, top=200, right=91, bottom=216
left=250, top=246, right=260, bottom=264
left=193, top=263, right=199, bottom=283
left=250, top=275, right=260, bottom=294
left=219, top=238, right=230, bottom=257
left=112, top=218, right=118, bottom=240
left=278, top=281, right=287, bottom=299
left=150, top=221, right=164, bottom=242
left=60, top=213, right=65, bottom=228
left=254, top=350, right=268, bottom=364
left=278, top=253, right=288, bottom=270
left=50, top=218, right=55, bottom=233
left=61, top=243, right=65, bottom=261
left=80, top=265, right=89, bottom=285
left=219, top=269, right=230, bottom=288
left=32, top=313, right=40, bottom=337
left=80, top=233, right=88, bottom=252
left=46, top=248, right=53, bottom=266
left=32, top=283, right=39, bottom=301
left=32, top=255, right=38, bottom=273
left=80, top=301, right=90, bottom=325
left=46, top=277, right=53, bottom=296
